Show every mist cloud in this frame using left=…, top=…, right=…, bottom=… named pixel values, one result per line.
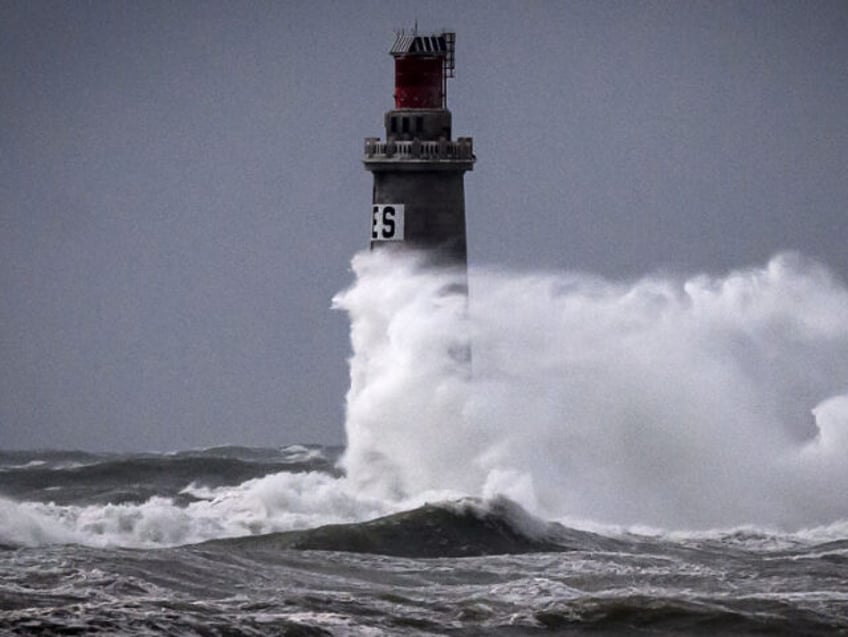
left=335, top=251, right=848, bottom=530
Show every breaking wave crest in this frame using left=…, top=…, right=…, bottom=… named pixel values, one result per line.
left=0, top=468, right=384, bottom=549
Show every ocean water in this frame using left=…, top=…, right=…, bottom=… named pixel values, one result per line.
left=3, top=446, right=848, bottom=635
left=3, top=251, right=848, bottom=635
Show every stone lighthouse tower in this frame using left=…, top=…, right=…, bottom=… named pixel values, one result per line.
left=364, top=30, right=474, bottom=267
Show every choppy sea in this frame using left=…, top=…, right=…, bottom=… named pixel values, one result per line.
left=3, top=445, right=848, bottom=636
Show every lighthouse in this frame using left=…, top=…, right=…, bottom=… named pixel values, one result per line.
left=364, top=30, right=474, bottom=267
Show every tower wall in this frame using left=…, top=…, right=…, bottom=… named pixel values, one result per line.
left=371, top=169, right=468, bottom=264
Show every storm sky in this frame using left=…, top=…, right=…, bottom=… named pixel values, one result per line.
left=2, top=1, right=846, bottom=450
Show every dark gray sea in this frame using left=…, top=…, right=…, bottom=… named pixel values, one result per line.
left=2, top=446, right=848, bottom=635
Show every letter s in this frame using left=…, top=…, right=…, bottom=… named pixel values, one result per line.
left=382, top=206, right=395, bottom=238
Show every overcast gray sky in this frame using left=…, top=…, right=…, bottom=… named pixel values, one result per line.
left=2, top=1, right=846, bottom=451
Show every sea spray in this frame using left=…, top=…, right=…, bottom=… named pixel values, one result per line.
left=333, top=250, right=474, bottom=501
left=335, top=250, right=848, bottom=529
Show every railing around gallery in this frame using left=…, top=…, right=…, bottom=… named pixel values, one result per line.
left=364, top=137, right=474, bottom=161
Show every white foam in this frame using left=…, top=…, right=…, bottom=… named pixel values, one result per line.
left=0, top=471, right=395, bottom=549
